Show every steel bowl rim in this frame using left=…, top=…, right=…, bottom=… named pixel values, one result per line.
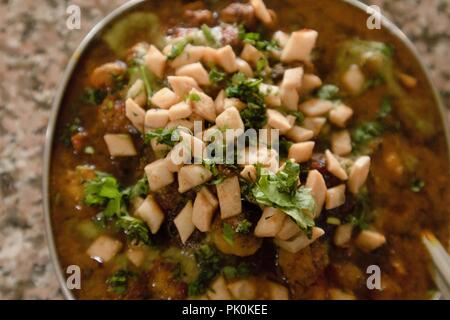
left=42, top=0, right=450, bottom=300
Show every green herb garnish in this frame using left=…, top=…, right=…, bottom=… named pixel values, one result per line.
left=167, top=38, right=190, bottom=60
left=222, top=223, right=235, bottom=245
left=106, top=269, right=137, bottom=295
left=235, top=219, right=252, bottom=234
left=317, top=84, right=340, bottom=100
left=144, top=127, right=181, bottom=147
left=188, top=244, right=222, bottom=296
left=410, top=179, right=425, bottom=193
left=222, top=263, right=250, bottom=280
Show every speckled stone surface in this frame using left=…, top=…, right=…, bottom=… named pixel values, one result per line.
left=0, top=0, right=448, bottom=299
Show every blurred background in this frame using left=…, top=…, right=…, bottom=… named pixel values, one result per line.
left=0, top=0, right=449, bottom=299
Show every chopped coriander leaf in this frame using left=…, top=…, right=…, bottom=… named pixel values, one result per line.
left=122, top=175, right=149, bottom=200
left=106, top=269, right=137, bottom=295
left=286, top=110, right=305, bottom=125
left=346, top=190, right=371, bottom=229
left=240, top=102, right=267, bottom=130
left=222, top=263, right=251, bottom=280
left=278, top=137, right=293, bottom=158
left=186, top=91, right=201, bottom=102
left=317, top=84, right=340, bottom=100
left=239, top=26, right=279, bottom=51
left=201, top=24, right=216, bottom=46
left=378, top=97, right=393, bottom=119
left=138, top=65, right=154, bottom=104
left=115, top=215, right=151, bottom=245
left=144, top=127, right=181, bottom=147
left=255, top=58, right=268, bottom=77
left=61, top=117, right=82, bottom=147
left=209, top=66, right=226, bottom=85
left=222, top=223, right=235, bottom=245
left=82, top=87, right=107, bottom=105
left=235, top=219, right=252, bottom=234
left=188, top=244, right=222, bottom=296
left=410, top=179, right=425, bottom=193
left=167, top=38, right=190, bottom=60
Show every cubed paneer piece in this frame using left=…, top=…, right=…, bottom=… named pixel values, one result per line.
left=215, top=89, right=226, bottom=114
left=302, top=117, right=327, bottom=137
left=166, top=119, right=194, bottom=131
left=254, top=207, right=286, bottom=237
left=288, top=141, right=315, bottom=163
left=267, top=281, right=289, bottom=300
left=267, top=109, right=292, bottom=133
left=325, top=184, right=346, bottom=210
left=190, top=89, right=217, bottom=122
left=331, top=130, right=352, bottom=156
left=280, top=86, right=299, bottom=110
left=146, top=45, right=166, bottom=78
left=325, top=149, right=348, bottom=180
left=144, top=158, right=174, bottom=191
left=240, top=165, right=257, bottom=182
left=178, top=165, right=213, bottom=193
left=192, top=187, right=219, bottom=232
left=215, top=106, right=244, bottom=131
left=179, top=130, right=205, bottom=160
left=227, top=280, right=256, bottom=300
left=224, top=97, right=246, bottom=111
left=236, top=58, right=254, bottom=77
left=276, top=217, right=300, bottom=241
left=250, top=0, right=273, bottom=25
left=104, top=134, right=137, bottom=157
left=259, top=84, right=281, bottom=107
left=300, top=74, right=322, bottom=93
left=127, top=79, right=146, bottom=107
left=348, top=156, right=371, bottom=194
left=168, top=101, right=192, bottom=121
left=281, top=29, right=318, bottom=63
left=216, top=176, right=242, bottom=219
left=342, top=64, right=365, bottom=95
left=273, top=30, right=289, bottom=48
left=151, top=87, right=181, bottom=109
left=125, top=98, right=146, bottom=132
left=285, top=126, right=314, bottom=143
left=126, top=244, right=146, bottom=267
left=174, top=200, right=195, bottom=244
left=281, top=67, right=304, bottom=89
left=86, top=235, right=122, bottom=263
left=201, top=46, right=218, bottom=65
left=170, top=44, right=204, bottom=69
left=240, top=43, right=264, bottom=65
left=216, top=45, right=238, bottom=73
left=168, top=75, right=200, bottom=97
left=145, top=109, right=170, bottom=130
left=274, top=227, right=324, bottom=253
left=355, top=230, right=386, bottom=252
left=305, top=169, right=327, bottom=217
left=334, top=223, right=353, bottom=248
left=135, top=195, right=165, bottom=234
left=299, top=99, right=334, bottom=117
left=207, top=276, right=232, bottom=300
left=329, top=104, right=354, bottom=128
left=176, top=62, right=210, bottom=86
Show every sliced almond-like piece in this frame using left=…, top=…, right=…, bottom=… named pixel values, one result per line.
left=329, top=104, right=353, bottom=128
left=216, top=45, right=238, bottom=73
left=168, top=75, right=200, bottom=97
left=288, top=141, right=315, bottom=163
left=331, top=130, right=352, bottom=156
left=355, top=230, right=386, bottom=252
left=190, top=89, right=217, bottom=122
left=178, top=165, right=213, bottom=193
left=305, top=169, right=327, bottom=217
left=285, top=126, right=314, bottom=143
left=125, top=98, right=146, bottom=132
left=104, top=134, right=137, bottom=157
left=135, top=195, right=165, bottom=234
left=86, top=235, right=122, bottom=263
left=325, top=184, right=346, bottom=210
left=299, top=99, right=334, bottom=117
left=215, top=106, right=244, bottom=130
left=276, top=217, right=300, bottom=240
left=217, top=176, right=242, bottom=219
left=250, top=0, right=272, bottom=25
left=342, top=64, right=365, bottom=95
left=334, top=223, right=353, bottom=248
left=325, top=149, right=348, bottom=180
left=176, top=62, right=210, bottom=86
left=302, top=117, right=326, bottom=137
left=281, top=29, right=318, bottom=63
left=144, top=158, right=174, bottom=191
left=267, top=109, right=292, bottom=133
left=151, top=87, right=181, bottom=109
left=274, top=227, right=324, bottom=253
left=281, top=67, right=304, bottom=90
left=192, top=187, right=219, bottom=232
left=145, top=108, right=170, bottom=130
left=254, top=207, right=286, bottom=237
left=240, top=43, right=264, bottom=65
left=146, top=45, right=166, bottom=78
left=348, top=156, right=371, bottom=194
left=174, top=200, right=195, bottom=244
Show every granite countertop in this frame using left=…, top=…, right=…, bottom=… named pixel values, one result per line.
left=0, top=0, right=449, bottom=299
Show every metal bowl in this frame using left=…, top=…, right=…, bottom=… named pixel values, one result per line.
left=43, top=0, right=450, bottom=300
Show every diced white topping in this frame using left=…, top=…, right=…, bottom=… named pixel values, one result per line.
left=274, top=227, right=324, bottom=253
left=168, top=75, right=200, bottom=97
left=224, top=97, right=246, bottom=111
left=146, top=45, right=167, bottom=78
left=331, top=130, right=352, bottom=156
left=227, top=280, right=256, bottom=300
left=127, top=79, right=146, bottom=107
left=168, top=101, right=192, bottom=121
left=192, top=187, right=219, bottom=232
left=300, top=74, right=322, bottom=93
left=299, top=99, right=334, bottom=117
left=355, top=230, right=386, bottom=252
left=325, top=184, right=346, bottom=210
left=151, top=87, right=181, bottom=109
left=178, top=165, right=213, bottom=193
left=126, top=244, right=146, bottom=267
left=259, top=84, right=281, bottom=107
left=201, top=46, right=218, bottom=65
left=165, top=119, right=194, bottom=131
left=329, top=104, right=354, bottom=128
left=144, top=158, right=174, bottom=191
left=272, top=30, right=289, bottom=48
left=189, top=89, right=217, bottom=122
left=325, top=149, right=348, bottom=180
left=125, top=98, right=146, bottom=132
left=216, top=45, right=239, bottom=73
left=250, top=0, right=273, bottom=25
left=348, top=156, right=371, bottom=194
left=240, top=165, right=257, bottom=182
left=342, top=64, right=365, bottom=95
left=285, top=126, right=314, bottom=143
left=215, top=106, right=245, bottom=130
left=267, top=281, right=289, bottom=300
left=150, top=138, right=171, bottom=157
left=254, top=207, right=286, bottom=237
left=276, top=217, right=300, bottom=241
left=303, top=117, right=327, bottom=137
left=281, top=29, right=318, bottom=63
left=288, top=141, right=315, bottom=163
left=334, top=223, right=353, bottom=248
left=176, top=62, right=210, bottom=86
left=207, top=276, right=232, bottom=300
left=135, top=195, right=165, bottom=234
left=216, top=176, right=242, bottom=219
left=144, top=108, right=170, bottom=130
left=280, top=86, right=299, bottom=110
left=305, top=169, right=327, bottom=217
left=174, top=200, right=195, bottom=244
left=236, top=58, right=254, bottom=77
left=215, top=89, right=226, bottom=114
left=281, top=67, right=304, bottom=89
left=240, top=43, right=264, bottom=65
left=170, top=44, right=204, bottom=69
left=179, top=130, right=205, bottom=160
left=86, top=235, right=122, bottom=263
left=267, top=109, right=292, bottom=133
left=104, top=134, right=137, bottom=157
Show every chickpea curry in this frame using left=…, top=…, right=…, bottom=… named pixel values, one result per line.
left=49, top=0, right=450, bottom=300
